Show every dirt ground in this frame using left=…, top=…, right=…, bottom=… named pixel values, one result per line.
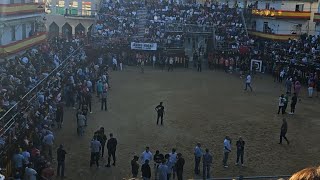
left=52, top=67, right=320, bottom=180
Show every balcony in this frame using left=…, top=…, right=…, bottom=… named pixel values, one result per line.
left=252, top=9, right=311, bottom=20
left=0, top=3, right=44, bottom=16
left=314, top=13, right=320, bottom=22
left=0, top=32, right=47, bottom=57
left=248, top=31, right=299, bottom=41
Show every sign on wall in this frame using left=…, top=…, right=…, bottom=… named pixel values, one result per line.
left=250, top=59, right=262, bottom=72
left=130, top=42, right=157, bottom=51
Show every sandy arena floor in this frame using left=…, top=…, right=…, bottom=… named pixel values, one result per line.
left=52, top=67, right=320, bottom=180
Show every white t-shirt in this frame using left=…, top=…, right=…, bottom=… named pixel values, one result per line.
left=141, top=150, right=152, bottom=163
left=246, top=75, right=251, bottom=83
left=25, top=167, right=37, bottom=180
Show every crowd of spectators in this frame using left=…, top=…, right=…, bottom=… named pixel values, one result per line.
left=0, top=37, right=87, bottom=178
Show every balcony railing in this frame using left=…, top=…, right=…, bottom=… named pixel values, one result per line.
left=0, top=3, right=44, bottom=16
left=248, top=30, right=299, bottom=41
left=252, top=9, right=311, bottom=20
left=0, top=32, right=47, bottom=57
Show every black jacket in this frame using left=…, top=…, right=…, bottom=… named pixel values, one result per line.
left=141, top=163, right=151, bottom=178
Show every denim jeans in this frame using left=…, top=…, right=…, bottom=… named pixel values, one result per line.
left=57, top=161, right=65, bottom=177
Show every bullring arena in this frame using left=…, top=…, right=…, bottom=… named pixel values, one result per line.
left=52, top=67, right=320, bottom=180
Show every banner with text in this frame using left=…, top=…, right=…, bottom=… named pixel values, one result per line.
left=131, top=42, right=157, bottom=51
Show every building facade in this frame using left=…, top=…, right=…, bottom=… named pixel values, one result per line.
left=44, top=0, right=98, bottom=39
left=0, top=0, right=46, bottom=57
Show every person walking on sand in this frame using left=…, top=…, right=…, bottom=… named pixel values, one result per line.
left=203, top=149, right=213, bottom=179
left=279, top=118, right=290, bottom=145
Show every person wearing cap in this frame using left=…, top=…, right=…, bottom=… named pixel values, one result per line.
left=131, top=156, right=139, bottom=178
left=236, top=137, right=245, bottom=166
left=175, top=153, right=185, bottom=180
left=194, top=143, right=202, bottom=175
left=57, top=144, right=67, bottom=177
left=141, top=159, right=151, bottom=180
left=106, top=133, right=117, bottom=167
left=155, top=102, right=165, bottom=125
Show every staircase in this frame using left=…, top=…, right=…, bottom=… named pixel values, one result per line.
left=239, top=8, right=249, bottom=37
left=134, top=8, right=148, bottom=38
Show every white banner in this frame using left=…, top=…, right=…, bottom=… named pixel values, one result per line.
left=131, top=42, right=157, bottom=51
left=250, top=59, right=263, bottom=72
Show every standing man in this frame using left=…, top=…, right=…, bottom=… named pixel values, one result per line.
left=158, top=159, right=168, bottom=180
left=141, top=147, right=153, bottom=164
left=279, top=118, right=290, bottom=145
left=112, top=56, right=117, bottom=71
left=223, top=136, right=231, bottom=168
left=95, top=127, right=107, bottom=157
left=101, top=90, right=107, bottom=111
left=56, top=144, right=67, bottom=177
left=203, top=149, right=213, bottom=179
left=153, top=150, right=164, bottom=178
left=194, top=143, right=202, bottom=175
left=90, top=136, right=101, bottom=167
left=168, top=148, right=177, bottom=179
left=168, top=57, right=174, bottom=72
left=289, top=93, right=298, bottom=115
left=278, top=94, right=286, bottom=115
left=152, top=54, right=156, bottom=68
left=283, top=92, right=289, bottom=114
left=175, top=153, right=185, bottom=180
left=155, top=102, right=165, bottom=125
left=197, top=58, right=202, bottom=72
left=106, top=133, right=117, bottom=167
left=235, top=137, right=245, bottom=166
left=244, top=73, right=253, bottom=92
left=131, top=156, right=140, bottom=178
left=42, top=132, right=54, bottom=161
left=141, top=159, right=152, bottom=180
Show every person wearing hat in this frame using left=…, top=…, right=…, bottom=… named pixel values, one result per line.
left=57, top=144, right=67, bottom=177
left=131, top=156, right=139, bottom=178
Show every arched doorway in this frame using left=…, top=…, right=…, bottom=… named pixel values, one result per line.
left=48, top=22, right=59, bottom=39
left=62, top=23, right=72, bottom=39
left=75, top=23, right=85, bottom=38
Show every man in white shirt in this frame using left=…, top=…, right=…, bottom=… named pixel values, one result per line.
left=141, top=147, right=153, bottom=164
left=24, top=163, right=37, bottom=180
left=112, top=56, right=118, bottom=71
left=152, top=55, right=156, bottom=68
left=168, top=148, right=177, bottom=179
left=223, top=136, right=231, bottom=168
left=244, top=74, right=253, bottom=92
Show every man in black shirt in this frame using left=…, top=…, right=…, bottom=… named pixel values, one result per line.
left=106, top=133, right=117, bottom=167
left=57, top=144, right=67, bottom=177
left=235, top=137, right=245, bottom=166
left=155, top=102, right=165, bottom=125
left=131, top=156, right=139, bottom=178
left=175, top=153, right=185, bottom=180
left=289, top=93, right=298, bottom=114
left=95, top=127, right=107, bottom=157
left=279, top=118, right=290, bottom=145
left=141, top=159, right=151, bottom=179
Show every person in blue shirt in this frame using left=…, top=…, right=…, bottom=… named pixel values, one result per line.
left=12, top=149, right=24, bottom=174
left=194, top=143, right=202, bottom=175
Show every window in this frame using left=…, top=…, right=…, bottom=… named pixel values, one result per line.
left=295, top=4, right=304, bottom=12
left=11, top=26, right=16, bottom=41
left=265, top=3, right=270, bottom=10
left=22, top=24, right=26, bottom=39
